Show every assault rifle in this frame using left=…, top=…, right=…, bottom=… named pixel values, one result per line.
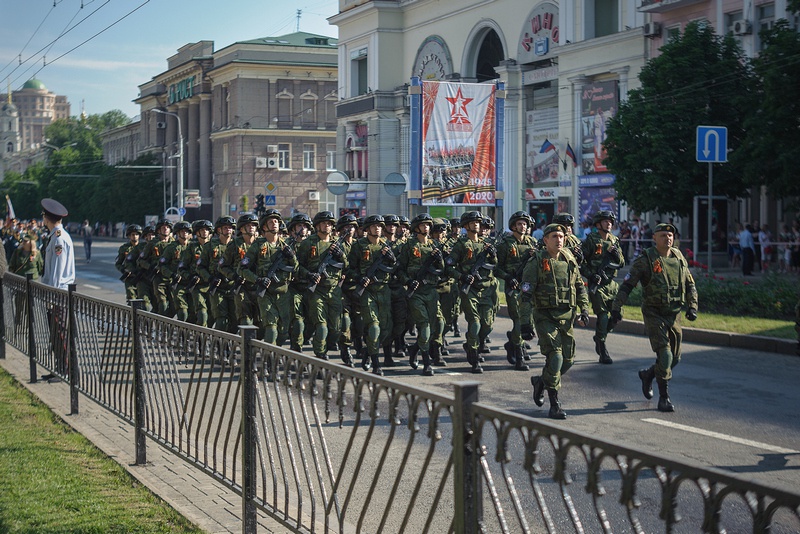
left=356, top=245, right=396, bottom=296
left=504, top=247, right=536, bottom=295
left=169, top=273, right=182, bottom=291
left=256, top=246, right=296, bottom=298
left=459, top=244, right=497, bottom=296
left=308, top=237, right=346, bottom=294
left=587, top=248, right=622, bottom=295
left=406, top=245, right=444, bottom=298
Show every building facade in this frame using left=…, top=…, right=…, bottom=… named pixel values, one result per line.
left=0, top=79, right=70, bottom=151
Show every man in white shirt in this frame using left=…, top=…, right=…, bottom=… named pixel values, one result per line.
left=41, top=198, right=75, bottom=289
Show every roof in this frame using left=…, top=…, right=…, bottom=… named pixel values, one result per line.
left=234, top=31, right=337, bottom=48
left=22, top=79, right=47, bottom=90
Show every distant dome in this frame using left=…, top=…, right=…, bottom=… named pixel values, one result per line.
left=22, top=79, right=46, bottom=90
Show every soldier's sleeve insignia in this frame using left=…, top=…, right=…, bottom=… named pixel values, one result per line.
left=239, top=248, right=246, bottom=259
left=311, top=245, right=317, bottom=258
left=56, top=230, right=61, bottom=237
left=218, top=257, right=225, bottom=265
left=521, top=282, right=531, bottom=293
left=624, top=272, right=631, bottom=281
left=466, top=248, right=473, bottom=260
left=413, top=246, right=421, bottom=258
left=55, top=245, right=63, bottom=256
left=241, top=257, right=250, bottom=266
left=159, top=257, right=167, bottom=263
left=446, top=256, right=455, bottom=266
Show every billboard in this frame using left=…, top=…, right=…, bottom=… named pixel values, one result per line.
left=580, top=80, right=618, bottom=174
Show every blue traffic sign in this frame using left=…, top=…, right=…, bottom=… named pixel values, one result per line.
left=178, top=207, right=186, bottom=216
left=264, top=195, right=276, bottom=206
left=696, top=126, right=727, bottom=163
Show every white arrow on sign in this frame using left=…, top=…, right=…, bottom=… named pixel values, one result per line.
left=702, top=128, right=720, bottom=159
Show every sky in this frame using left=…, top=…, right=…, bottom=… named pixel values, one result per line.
left=0, top=0, right=340, bottom=119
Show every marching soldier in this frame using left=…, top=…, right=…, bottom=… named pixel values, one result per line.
left=553, top=212, right=584, bottom=264
left=446, top=218, right=462, bottom=337
left=581, top=210, right=625, bottom=364
left=239, top=209, right=297, bottom=344
left=129, top=225, right=155, bottom=311
left=285, top=213, right=313, bottom=350
left=115, top=224, right=141, bottom=301
left=397, top=214, right=445, bottom=376
left=139, top=219, right=174, bottom=317
left=521, top=223, right=590, bottom=420
left=429, top=218, right=452, bottom=366
left=296, top=211, right=348, bottom=361
left=198, top=216, right=236, bottom=331
left=611, top=222, right=698, bottom=413
left=159, top=221, right=193, bottom=321
left=495, top=211, right=537, bottom=371
left=446, top=210, right=498, bottom=373
left=346, top=215, right=396, bottom=375
left=336, top=214, right=360, bottom=366
left=220, top=214, right=260, bottom=329
left=383, top=214, right=408, bottom=365
left=180, top=220, right=213, bottom=326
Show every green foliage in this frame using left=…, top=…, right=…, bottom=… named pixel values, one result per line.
left=604, top=21, right=756, bottom=216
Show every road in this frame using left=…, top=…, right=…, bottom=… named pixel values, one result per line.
left=77, top=240, right=800, bottom=502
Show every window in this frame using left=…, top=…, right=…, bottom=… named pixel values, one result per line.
left=350, top=47, right=369, bottom=97
left=278, top=143, right=291, bottom=170
left=301, top=97, right=316, bottom=125
left=666, top=25, right=681, bottom=41
left=326, top=144, right=336, bottom=171
left=223, top=143, right=229, bottom=171
left=725, top=11, right=743, bottom=34
left=303, top=143, right=316, bottom=170
left=758, top=4, right=775, bottom=50
left=6, top=141, right=13, bottom=153
left=594, top=0, right=619, bottom=37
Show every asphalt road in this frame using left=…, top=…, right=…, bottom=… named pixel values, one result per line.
left=76, top=239, right=800, bottom=530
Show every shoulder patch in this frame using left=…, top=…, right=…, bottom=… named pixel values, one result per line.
left=241, top=257, right=250, bottom=266
left=624, top=272, right=631, bottom=281
left=55, top=245, right=63, bottom=256
left=521, top=282, right=531, bottom=293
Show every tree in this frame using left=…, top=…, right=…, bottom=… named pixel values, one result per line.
left=603, top=22, right=756, bottom=216
left=735, top=20, right=800, bottom=205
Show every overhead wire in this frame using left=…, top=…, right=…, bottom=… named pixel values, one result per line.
left=0, top=2, right=56, bottom=78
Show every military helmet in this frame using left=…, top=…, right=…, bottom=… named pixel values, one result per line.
left=398, top=215, right=410, bottom=228
left=191, top=219, right=214, bottom=232
left=143, top=225, right=156, bottom=236
left=312, top=210, right=336, bottom=226
left=362, top=214, right=385, bottom=228
left=215, top=216, right=236, bottom=230
left=460, top=210, right=483, bottom=225
left=336, top=213, right=358, bottom=231
left=237, top=213, right=259, bottom=228
left=553, top=212, right=575, bottom=226
left=383, top=214, right=400, bottom=225
left=410, top=213, right=433, bottom=232
left=356, top=217, right=365, bottom=228
left=173, top=221, right=192, bottom=233
left=125, top=224, right=142, bottom=236
left=156, top=218, right=173, bottom=231
left=259, top=209, right=282, bottom=227
left=509, top=210, right=533, bottom=228
left=592, top=210, right=616, bottom=225
left=450, top=217, right=461, bottom=227
left=432, top=218, right=448, bottom=233
left=482, top=216, right=495, bottom=229
left=288, top=212, right=312, bottom=230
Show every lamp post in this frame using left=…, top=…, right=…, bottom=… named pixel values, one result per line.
left=152, top=108, right=184, bottom=210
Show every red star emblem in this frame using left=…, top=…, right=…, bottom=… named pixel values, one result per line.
left=446, top=87, right=473, bottom=125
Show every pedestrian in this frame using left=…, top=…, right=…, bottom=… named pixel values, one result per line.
left=81, top=219, right=93, bottom=263
left=610, top=223, right=698, bottom=413
left=40, top=198, right=75, bottom=289
left=739, top=224, right=755, bottom=276
left=758, top=223, right=772, bottom=273
left=520, top=223, right=590, bottom=419
left=581, top=210, right=625, bottom=364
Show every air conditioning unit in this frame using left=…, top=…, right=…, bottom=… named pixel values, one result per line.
left=733, top=19, right=752, bottom=35
left=156, top=121, right=166, bottom=129
left=643, top=22, right=662, bottom=37
left=267, top=157, right=279, bottom=169
left=255, top=157, right=268, bottom=169
left=308, top=191, right=320, bottom=201
left=267, top=145, right=279, bottom=154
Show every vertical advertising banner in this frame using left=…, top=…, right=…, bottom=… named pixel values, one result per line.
left=525, top=108, right=560, bottom=185
left=580, top=80, right=618, bottom=174
left=421, top=81, right=496, bottom=206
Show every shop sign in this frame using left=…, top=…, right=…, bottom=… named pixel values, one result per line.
left=518, top=3, right=559, bottom=63
left=168, top=75, right=196, bottom=105
left=525, top=187, right=558, bottom=200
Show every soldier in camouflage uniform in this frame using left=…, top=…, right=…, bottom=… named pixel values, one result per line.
left=115, top=224, right=141, bottom=301
left=296, top=211, right=348, bottom=361
left=445, top=218, right=462, bottom=337
left=9, top=233, right=44, bottom=278
left=198, top=216, right=236, bottom=332
left=428, top=218, right=452, bottom=366
left=521, top=224, right=590, bottom=419
left=138, top=219, right=174, bottom=317
left=219, top=214, right=260, bottom=330
left=611, top=223, right=698, bottom=413
left=128, top=226, right=155, bottom=311
left=335, top=214, right=360, bottom=366
left=397, top=214, right=445, bottom=376
left=238, top=209, right=297, bottom=344
left=446, top=210, right=498, bottom=374
left=346, top=215, right=397, bottom=375
left=159, top=221, right=192, bottom=321
left=180, top=220, right=213, bottom=326
left=383, top=214, right=409, bottom=366
left=285, top=213, right=313, bottom=350
left=495, top=211, right=537, bottom=371
left=581, top=210, right=625, bottom=364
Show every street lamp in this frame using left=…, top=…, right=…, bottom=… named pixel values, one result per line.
left=152, top=108, right=184, bottom=210
left=41, top=141, right=77, bottom=152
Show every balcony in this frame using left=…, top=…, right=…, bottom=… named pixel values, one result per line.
left=639, top=0, right=706, bottom=14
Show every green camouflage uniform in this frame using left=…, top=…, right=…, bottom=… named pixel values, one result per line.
left=495, top=232, right=537, bottom=350
left=128, top=241, right=153, bottom=311
left=581, top=232, right=625, bottom=344
left=178, top=239, right=206, bottom=325
left=219, top=236, right=259, bottom=329
left=397, top=239, right=444, bottom=354
left=138, top=236, right=173, bottom=316
left=114, top=241, right=138, bottom=301
left=10, top=248, right=44, bottom=279
left=160, top=239, right=191, bottom=321
left=198, top=237, right=233, bottom=332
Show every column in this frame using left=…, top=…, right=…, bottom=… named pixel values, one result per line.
left=494, top=60, right=523, bottom=226
left=569, top=75, right=589, bottom=227
left=199, top=94, right=212, bottom=207
left=188, top=99, right=200, bottom=191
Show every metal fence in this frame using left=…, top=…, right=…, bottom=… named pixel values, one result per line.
left=2, top=272, right=799, bottom=533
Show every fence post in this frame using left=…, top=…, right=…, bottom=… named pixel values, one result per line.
left=68, top=284, right=79, bottom=415
left=131, top=299, right=147, bottom=465
left=453, top=381, right=482, bottom=534
left=0, top=274, right=6, bottom=360
left=240, top=325, right=259, bottom=534
left=26, top=274, right=36, bottom=383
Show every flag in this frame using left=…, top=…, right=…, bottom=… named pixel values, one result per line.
left=565, top=143, right=578, bottom=166
left=539, top=138, right=556, bottom=154
left=5, top=195, right=15, bottom=220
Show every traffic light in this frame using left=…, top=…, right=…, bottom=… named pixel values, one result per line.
left=255, top=194, right=265, bottom=215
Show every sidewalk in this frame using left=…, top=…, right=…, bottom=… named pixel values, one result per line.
left=0, top=346, right=288, bottom=534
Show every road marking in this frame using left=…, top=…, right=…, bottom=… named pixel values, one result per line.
left=642, top=418, right=799, bottom=454
left=83, top=284, right=101, bottom=290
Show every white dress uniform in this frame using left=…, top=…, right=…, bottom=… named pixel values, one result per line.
left=40, top=199, right=76, bottom=289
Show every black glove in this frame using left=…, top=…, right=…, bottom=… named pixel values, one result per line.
left=460, top=273, right=474, bottom=286
left=282, top=246, right=295, bottom=258
left=608, top=245, right=618, bottom=255
left=591, top=273, right=603, bottom=287
left=407, top=280, right=420, bottom=293
left=579, top=309, right=590, bottom=325
left=610, top=309, right=623, bottom=328
left=431, top=248, right=442, bottom=260
left=521, top=324, right=535, bottom=341
left=571, top=246, right=584, bottom=264
left=485, top=244, right=497, bottom=258
left=686, top=308, right=698, bottom=321
left=257, top=277, right=271, bottom=289
left=309, top=273, right=322, bottom=285
left=330, top=243, right=344, bottom=261
left=381, top=247, right=396, bottom=264
left=505, top=275, right=519, bottom=290
left=360, top=276, right=371, bottom=287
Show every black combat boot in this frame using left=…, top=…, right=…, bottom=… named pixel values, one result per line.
left=656, top=378, right=675, bottom=412
left=464, top=343, right=483, bottom=374
left=514, top=345, right=529, bottom=371
left=595, top=335, right=613, bottom=364
left=452, top=320, right=461, bottom=337
left=361, top=352, right=371, bottom=372
left=315, top=352, right=329, bottom=361
left=431, top=342, right=447, bottom=366
left=370, top=354, right=383, bottom=376
left=420, top=349, right=434, bottom=376
left=290, top=343, right=302, bottom=353
left=638, top=365, right=655, bottom=399
left=481, top=338, right=491, bottom=352
left=339, top=343, right=355, bottom=368
left=407, top=343, right=420, bottom=369
left=504, top=341, right=516, bottom=365
left=441, top=338, right=450, bottom=356
left=383, top=344, right=397, bottom=367
left=530, top=376, right=545, bottom=407
left=547, top=389, right=567, bottom=419
left=394, top=336, right=407, bottom=359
